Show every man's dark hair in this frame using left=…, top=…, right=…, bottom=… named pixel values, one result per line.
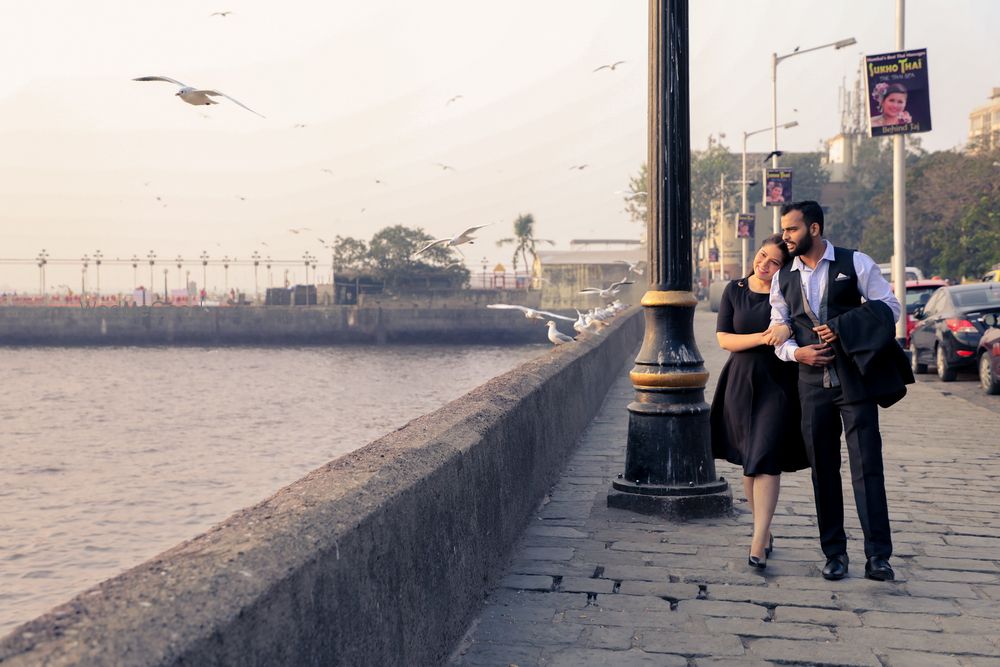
left=780, top=200, right=824, bottom=235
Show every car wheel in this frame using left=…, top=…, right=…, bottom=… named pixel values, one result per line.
left=910, top=345, right=927, bottom=374
left=981, top=353, right=1000, bottom=395
left=936, top=344, right=957, bottom=382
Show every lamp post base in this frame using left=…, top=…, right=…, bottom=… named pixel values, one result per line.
left=608, top=478, right=732, bottom=520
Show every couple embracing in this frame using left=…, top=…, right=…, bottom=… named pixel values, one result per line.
left=711, top=201, right=913, bottom=581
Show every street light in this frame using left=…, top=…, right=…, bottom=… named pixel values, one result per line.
left=607, top=0, right=731, bottom=519
left=741, top=121, right=798, bottom=273
left=94, top=250, right=103, bottom=297
left=222, top=255, right=231, bottom=296
left=131, top=254, right=140, bottom=290
left=770, top=36, right=856, bottom=232
left=81, top=254, right=90, bottom=298
left=147, top=250, right=157, bottom=294
left=302, top=252, right=315, bottom=305
left=481, top=256, right=489, bottom=289
left=200, top=251, right=209, bottom=295
left=252, top=250, right=261, bottom=304
left=176, top=255, right=184, bottom=290
left=37, top=249, right=49, bottom=300
left=163, top=268, right=169, bottom=304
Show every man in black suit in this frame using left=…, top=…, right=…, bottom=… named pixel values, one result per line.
left=769, top=201, right=911, bottom=582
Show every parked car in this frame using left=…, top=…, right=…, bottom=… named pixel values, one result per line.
left=892, top=279, right=948, bottom=348
left=910, top=283, right=1000, bottom=381
left=878, top=263, right=925, bottom=282
left=978, top=314, right=1000, bottom=394
left=982, top=268, right=1000, bottom=283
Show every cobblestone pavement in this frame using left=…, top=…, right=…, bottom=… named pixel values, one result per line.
left=449, top=304, right=1000, bottom=667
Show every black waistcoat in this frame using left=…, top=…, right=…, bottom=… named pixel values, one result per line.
left=777, top=246, right=860, bottom=386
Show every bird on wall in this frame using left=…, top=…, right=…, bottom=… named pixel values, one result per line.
left=546, top=321, right=575, bottom=345
left=132, top=76, right=265, bottom=117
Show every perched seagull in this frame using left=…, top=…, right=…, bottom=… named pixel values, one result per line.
left=546, top=321, right=575, bottom=345
left=446, top=94, right=464, bottom=105
left=487, top=304, right=573, bottom=322
left=580, top=277, right=635, bottom=298
left=434, top=162, right=457, bottom=171
left=569, top=164, right=589, bottom=171
left=413, top=223, right=492, bottom=259
left=132, top=76, right=265, bottom=117
left=210, top=11, right=233, bottom=17
left=593, top=60, right=626, bottom=73
left=614, top=259, right=645, bottom=276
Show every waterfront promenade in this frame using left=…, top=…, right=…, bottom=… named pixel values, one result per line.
left=449, top=304, right=1000, bottom=666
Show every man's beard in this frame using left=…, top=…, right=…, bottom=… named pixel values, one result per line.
left=789, top=233, right=814, bottom=257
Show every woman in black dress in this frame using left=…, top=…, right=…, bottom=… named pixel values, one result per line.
left=711, top=235, right=808, bottom=569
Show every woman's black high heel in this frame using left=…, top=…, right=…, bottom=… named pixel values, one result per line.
left=765, top=534, right=774, bottom=557
left=748, top=552, right=767, bottom=569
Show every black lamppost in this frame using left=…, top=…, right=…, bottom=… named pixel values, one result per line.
left=252, top=250, right=261, bottom=304
left=81, top=254, right=90, bottom=298
left=200, top=251, right=209, bottom=293
left=222, top=255, right=231, bottom=295
left=481, top=256, right=489, bottom=289
left=37, top=249, right=49, bottom=301
left=131, top=254, right=140, bottom=290
left=176, top=255, right=184, bottom=289
left=607, top=0, right=731, bottom=519
left=94, top=250, right=103, bottom=296
left=147, top=251, right=156, bottom=295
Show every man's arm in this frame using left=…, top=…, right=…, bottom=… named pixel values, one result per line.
left=769, top=275, right=799, bottom=362
left=854, top=252, right=901, bottom=322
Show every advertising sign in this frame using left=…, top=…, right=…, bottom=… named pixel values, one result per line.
left=865, top=48, right=931, bottom=137
left=763, top=168, right=792, bottom=207
left=736, top=213, right=755, bottom=239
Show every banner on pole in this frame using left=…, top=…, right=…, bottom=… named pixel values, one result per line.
left=865, top=48, right=931, bottom=137
left=736, top=213, right=755, bottom=239
left=762, top=168, right=792, bottom=207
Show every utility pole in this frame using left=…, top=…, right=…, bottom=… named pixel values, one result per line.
left=892, top=0, right=908, bottom=344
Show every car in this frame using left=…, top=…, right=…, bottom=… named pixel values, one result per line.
left=982, top=268, right=1000, bottom=283
left=978, top=314, right=1000, bottom=394
left=878, top=263, right=925, bottom=282
left=891, top=279, right=949, bottom=348
left=910, top=282, right=1000, bottom=381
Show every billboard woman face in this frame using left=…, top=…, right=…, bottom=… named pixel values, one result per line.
left=881, top=91, right=907, bottom=122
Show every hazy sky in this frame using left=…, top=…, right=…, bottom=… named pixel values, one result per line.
left=2, top=0, right=997, bottom=292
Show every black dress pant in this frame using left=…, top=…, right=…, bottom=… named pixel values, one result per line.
left=798, top=381, right=892, bottom=559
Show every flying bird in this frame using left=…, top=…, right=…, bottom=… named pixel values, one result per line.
left=293, top=123, right=307, bottom=129
left=487, top=304, right=573, bottom=322
left=434, top=162, right=457, bottom=171
left=569, top=164, right=589, bottom=171
left=614, top=260, right=645, bottom=276
left=446, top=94, right=464, bottom=105
left=375, top=179, right=387, bottom=185
left=593, top=60, right=626, bottom=73
left=546, top=321, right=575, bottom=345
left=615, top=189, right=647, bottom=200
left=210, top=11, right=233, bottom=18
left=413, top=223, right=493, bottom=259
left=132, top=76, right=265, bottom=117
left=580, top=277, right=635, bottom=299
left=288, top=227, right=311, bottom=234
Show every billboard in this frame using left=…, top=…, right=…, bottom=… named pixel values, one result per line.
left=736, top=213, right=755, bottom=239
left=865, top=49, right=931, bottom=137
left=763, top=168, right=792, bottom=207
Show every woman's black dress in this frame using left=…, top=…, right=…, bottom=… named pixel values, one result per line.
left=711, top=279, right=809, bottom=475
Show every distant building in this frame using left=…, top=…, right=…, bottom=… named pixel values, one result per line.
left=534, top=241, right=644, bottom=309
left=968, top=87, right=1000, bottom=152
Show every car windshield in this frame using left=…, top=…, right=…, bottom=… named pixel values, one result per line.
left=905, top=287, right=938, bottom=313
left=954, top=287, right=1000, bottom=308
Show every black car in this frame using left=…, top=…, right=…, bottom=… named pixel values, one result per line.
left=978, top=315, right=1000, bottom=395
left=910, top=283, right=1000, bottom=381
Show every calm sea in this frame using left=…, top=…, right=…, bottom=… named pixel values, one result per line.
left=0, top=344, right=545, bottom=636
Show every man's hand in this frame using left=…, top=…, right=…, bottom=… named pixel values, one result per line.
left=761, top=323, right=791, bottom=346
left=794, top=343, right=835, bottom=367
left=812, top=324, right=839, bottom=345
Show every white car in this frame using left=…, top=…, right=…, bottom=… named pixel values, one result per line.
left=878, top=263, right=925, bottom=282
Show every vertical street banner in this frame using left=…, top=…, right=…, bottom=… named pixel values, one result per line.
left=736, top=213, right=755, bottom=239
left=865, top=49, right=931, bottom=137
left=763, top=168, right=792, bottom=207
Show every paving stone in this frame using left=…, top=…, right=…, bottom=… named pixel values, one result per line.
left=473, top=618, right=585, bottom=647
left=834, top=592, right=961, bottom=615
left=942, top=534, right=1000, bottom=548
left=501, top=574, right=554, bottom=591
left=558, top=577, right=615, bottom=594
left=936, top=614, right=1000, bottom=634
left=907, top=568, right=999, bottom=584
left=561, top=608, right=690, bottom=629
left=705, top=617, right=835, bottom=640
left=706, top=583, right=839, bottom=608
left=524, top=526, right=590, bottom=539
left=542, top=648, right=685, bottom=667
left=520, top=547, right=575, bottom=561
left=616, top=580, right=705, bottom=600
left=483, top=605, right=557, bottom=624
left=838, top=627, right=1000, bottom=656
left=858, top=610, right=941, bottom=630
left=507, top=560, right=597, bottom=578
left=609, top=541, right=700, bottom=555
left=578, top=625, right=635, bottom=650
left=489, top=590, right=590, bottom=610
left=451, top=642, right=542, bottom=666
left=748, top=638, right=880, bottom=666
left=692, top=659, right=776, bottom=667
left=876, top=649, right=963, bottom=667
left=638, top=631, right=744, bottom=657
left=914, top=556, right=999, bottom=572
left=772, top=606, right=862, bottom=627
left=677, top=599, right=769, bottom=620
left=904, top=580, right=980, bottom=599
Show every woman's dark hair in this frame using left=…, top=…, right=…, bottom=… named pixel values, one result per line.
left=742, top=234, right=790, bottom=281
left=877, top=83, right=908, bottom=110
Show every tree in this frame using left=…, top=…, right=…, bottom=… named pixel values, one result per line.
left=623, top=163, right=649, bottom=225
left=366, top=225, right=470, bottom=289
left=332, top=235, right=370, bottom=273
left=495, top=213, right=554, bottom=277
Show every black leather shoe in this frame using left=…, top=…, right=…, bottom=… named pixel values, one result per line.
left=822, top=554, right=849, bottom=580
left=748, top=554, right=766, bottom=570
left=765, top=534, right=774, bottom=557
left=864, top=556, right=895, bottom=581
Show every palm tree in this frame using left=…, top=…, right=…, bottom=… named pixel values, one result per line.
left=495, top=213, right=554, bottom=284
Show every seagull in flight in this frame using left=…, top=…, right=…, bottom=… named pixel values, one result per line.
left=593, top=60, right=626, bottom=73
left=546, top=321, right=575, bottom=345
left=615, top=189, right=647, bottom=200
left=614, top=260, right=645, bottom=276
left=132, top=76, right=265, bottom=117
left=288, top=227, right=312, bottom=234
left=434, top=162, right=457, bottom=171
left=487, top=304, right=573, bottom=322
left=210, top=11, right=233, bottom=18
left=413, top=223, right=492, bottom=259
left=580, top=277, right=634, bottom=298
left=569, top=164, right=589, bottom=171
left=446, top=94, right=464, bottom=105
left=320, top=168, right=334, bottom=174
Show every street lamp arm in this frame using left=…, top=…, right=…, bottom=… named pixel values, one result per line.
left=776, top=37, right=856, bottom=64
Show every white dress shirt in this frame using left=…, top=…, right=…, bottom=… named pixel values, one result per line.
left=770, top=240, right=901, bottom=363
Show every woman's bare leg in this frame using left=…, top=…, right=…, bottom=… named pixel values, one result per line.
left=750, top=473, right=780, bottom=559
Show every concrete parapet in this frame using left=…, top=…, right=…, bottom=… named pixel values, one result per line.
left=0, top=309, right=643, bottom=666
left=0, top=305, right=580, bottom=346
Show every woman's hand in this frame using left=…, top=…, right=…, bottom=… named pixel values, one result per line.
left=760, top=324, right=791, bottom=346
